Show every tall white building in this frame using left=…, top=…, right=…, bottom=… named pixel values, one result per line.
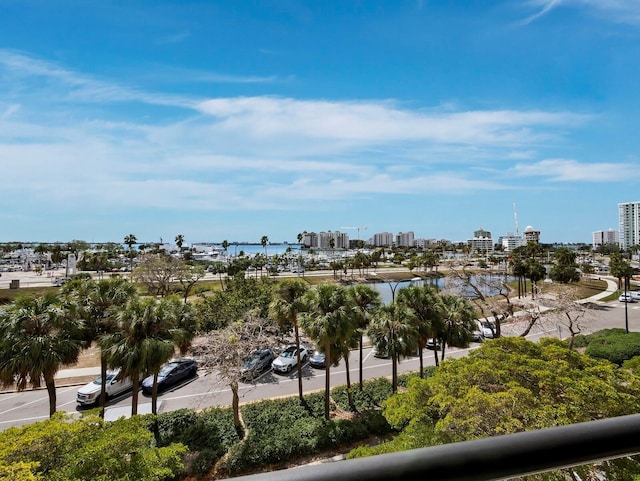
left=499, top=233, right=525, bottom=252
left=619, top=201, right=640, bottom=251
left=592, top=228, right=619, bottom=250
left=468, top=228, right=494, bottom=254
left=371, top=232, right=395, bottom=247
left=396, top=231, right=415, bottom=248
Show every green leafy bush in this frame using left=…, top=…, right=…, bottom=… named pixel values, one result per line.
left=585, top=332, right=640, bottom=365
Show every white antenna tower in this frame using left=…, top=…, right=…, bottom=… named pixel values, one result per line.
left=513, top=202, right=519, bottom=236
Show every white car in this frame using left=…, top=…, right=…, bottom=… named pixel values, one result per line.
left=76, top=369, right=134, bottom=406
left=629, top=291, right=640, bottom=301
left=619, top=293, right=635, bottom=303
left=479, top=320, right=496, bottom=339
left=271, top=345, right=308, bottom=374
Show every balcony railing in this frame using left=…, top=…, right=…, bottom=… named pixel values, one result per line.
left=229, top=413, right=640, bottom=480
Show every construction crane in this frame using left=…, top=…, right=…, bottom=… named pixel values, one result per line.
left=341, top=226, right=367, bottom=243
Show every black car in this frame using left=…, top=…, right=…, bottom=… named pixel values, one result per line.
left=141, top=358, right=197, bottom=394
left=240, top=348, right=275, bottom=381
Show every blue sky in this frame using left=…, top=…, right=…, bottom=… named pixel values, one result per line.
left=1, top=0, right=639, bottom=245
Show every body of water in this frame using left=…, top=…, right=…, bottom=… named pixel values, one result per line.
left=371, top=274, right=514, bottom=305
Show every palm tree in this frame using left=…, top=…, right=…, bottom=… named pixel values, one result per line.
left=396, top=285, right=442, bottom=377
left=124, top=234, right=137, bottom=273
left=101, top=297, right=154, bottom=416
left=0, top=293, right=86, bottom=416
left=261, top=235, right=269, bottom=258
left=64, top=277, right=137, bottom=416
left=301, top=284, right=353, bottom=419
left=269, top=279, right=309, bottom=401
left=368, top=303, right=417, bottom=393
left=221, top=239, right=229, bottom=259
left=175, top=234, right=184, bottom=254
left=347, top=284, right=382, bottom=390
left=144, top=297, right=196, bottom=415
left=439, top=294, right=476, bottom=362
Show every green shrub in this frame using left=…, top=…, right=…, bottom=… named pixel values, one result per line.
left=154, top=409, right=197, bottom=447
left=585, top=332, right=640, bottom=365
left=181, top=407, right=239, bottom=453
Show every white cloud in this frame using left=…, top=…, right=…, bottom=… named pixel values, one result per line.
left=521, top=0, right=640, bottom=25
left=0, top=49, right=623, bottom=224
left=509, top=159, right=637, bottom=181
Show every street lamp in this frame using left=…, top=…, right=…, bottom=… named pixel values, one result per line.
left=372, top=273, right=422, bottom=304
left=625, top=275, right=630, bottom=334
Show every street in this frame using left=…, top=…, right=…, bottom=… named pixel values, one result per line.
left=1, top=298, right=639, bottom=430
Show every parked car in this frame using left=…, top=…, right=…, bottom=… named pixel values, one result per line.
left=77, top=369, right=135, bottom=406
left=141, top=358, right=198, bottom=395
left=426, top=338, right=442, bottom=350
left=619, top=293, right=635, bottom=303
left=309, top=351, right=326, bottom=369
left=240, top=348, right=275, bottom=381
left=272, top=345, right=308, bottom=374
left=480, top=320, right=496, bottom=339
left=471, top=321, right=484, bottom=342
left=629, top=291, right=640, bottom=301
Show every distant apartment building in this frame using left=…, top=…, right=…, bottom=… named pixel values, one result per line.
left=396, top=231, right=415, bottom=248
left=414, top=238, right=437, bottom=249
left=468, top=228, right=494, bottom=254
left=370, top=232, right=395, bottom=247
left=523, top=226, right=541, bottom=244
left=317, top=231, right=349, bottom=249
left=619, top=201, right=640, bottom=251
left=592, top=228, right=619, bottom=250
left=499, top=233, right=525, bottom=252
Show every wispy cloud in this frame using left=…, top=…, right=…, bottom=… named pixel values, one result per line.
left=520, top=0, right=640, bottom=26
left=509, top=159, right=638, bottom=181
left=156, top=31, right=190, bottom=45
left=520, top=0, right=562, bottom=25
left=0, top=50, right=618, bottom=222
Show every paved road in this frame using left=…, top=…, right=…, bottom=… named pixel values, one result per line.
left=1, top=295, right=639, bottom=430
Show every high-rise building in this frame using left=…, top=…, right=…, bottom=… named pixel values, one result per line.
left=396, top=231, right=415, bottom=248
left=618, top=201, right=640, bottom=251
left=592, top=228, right=619, bottom=250
left=523, top=226, right=541, bottom=244
left=371, top=232, right=395, bottom=247
left=468, top=228, right=494, bottom=254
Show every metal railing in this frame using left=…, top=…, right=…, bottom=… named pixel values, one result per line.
left=229, top=413, right=640, bottom=480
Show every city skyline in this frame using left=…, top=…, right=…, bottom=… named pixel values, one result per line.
left=2, top=2, right=640, bottom=244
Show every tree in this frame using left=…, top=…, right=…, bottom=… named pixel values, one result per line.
left=0, top=413, right=186, bottom=480
left=353, top=337, right=640, bottom=481
left=175, top=234, right=184, bottom=253
left=261, top=235, right=269, bottom=258
left=64, top=277, right=137, bottom=416
left=195, top=274, right=274, bottom=332
left=301, top=283, right=353, bottom=419
left=175, top=262, right=206, bottom=302
left=609, top=252, right=634, bottom=290
left=396, top=285, right=442, bottom=374
left=269, top=279, right=309, bottom=401
left=191, top=315, right=279, bottom=429
left=368, top=303, right=418, bottom=393
left=124, top=234, right=137, bottom=272
left=0, top=293, right=86, bottom=417
left=438, top=294, right=476, bottom=361
left=132, top=254, right=183, bottom=297
left=222, top=239, right=229, bottom=258
left=143, top=297, right=196, bottom=415
left=101, top=297, right=157, bottom=416
left=348, top=284, right=382, bottom=390
left=525, top=258, right=547, bottom=299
